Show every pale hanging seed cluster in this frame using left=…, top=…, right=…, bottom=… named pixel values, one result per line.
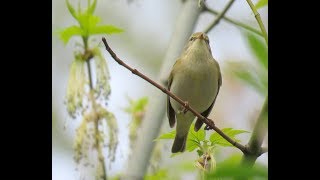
left=66, top=46, right=118, bottom=168
left=96, top=104, right=118, bottom=163
left=196, top=147, right=216, bottom=172
left=93, top=47, right=111, bottom=102
left=66, top=56, right=87, bottom=118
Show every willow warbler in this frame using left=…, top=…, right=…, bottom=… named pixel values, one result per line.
left=167, top=32, right=222, bottom=153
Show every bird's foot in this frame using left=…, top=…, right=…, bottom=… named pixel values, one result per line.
left=204, top=118, right=215, bottom=130
left=204, top=125, right=212, bottom=130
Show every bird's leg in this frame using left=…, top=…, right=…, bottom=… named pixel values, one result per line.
left=182, top=101, right=189, bottom=114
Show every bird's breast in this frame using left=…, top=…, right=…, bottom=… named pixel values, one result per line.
left=170, top=58, right=219, bottom=114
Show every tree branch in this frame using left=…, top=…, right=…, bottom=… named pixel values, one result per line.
left=203, top=5, right=263, bottom=36
left=245, top=0, right=268, bottom=45
left=259, top=146, right=268, bottom=156
left=204, top=0, right=235, bottom=33
left=102, top=37, right=262, bottom=156
left=241, top=97, right=268, bottom=167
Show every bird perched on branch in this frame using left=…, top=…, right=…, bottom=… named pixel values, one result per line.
left=167, top=32, right=222, bottom=153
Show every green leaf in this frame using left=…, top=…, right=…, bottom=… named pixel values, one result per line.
left=87, top=15, right=100, bottom=31
left=58, top=26, right=83, bottom=44
left=210, top=128, right=249, bottom=147
left=63, top=0, right=123, bottom=41
left=197, top=149, right=203, bottom=156
left=186, top=139, right=200, bottom=152
left=132, top=97, right=148, bottom=112
left=87, top=0, right=97, bottom=14
left=205, top=154, right=268, bottom=179
left=185, top=124, right=205, bottom=151
left=255, top=0, right=268, bottom=9
left=154, top=130, right=176, bottom=141
left=155, top=123, right=205, bottom=152
left=246, top=32, right=268, bottom=69
left=188, top=124, right=206, bottom=142
left=235, top=67, right=264, bottom=93
left=124, top=97, right=148, bottom=113
left=144, top=169, right=167, bottom=180
left=90, top=25, right=124, bottom=35
left=206, top=161, right=268, bottom=179
left=227, top=61, right=267, bottom=95
left=76, top=14, right=100, bottom=36
left=66, top=0, right=78, bottom=19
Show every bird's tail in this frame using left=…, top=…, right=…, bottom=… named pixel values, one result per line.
left=171, top=134, right=187, bottom=153
left=171, top=113, right=193, bottom=153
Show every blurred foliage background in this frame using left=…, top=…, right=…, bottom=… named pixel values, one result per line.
left=52, top=0, right=268, bottom=179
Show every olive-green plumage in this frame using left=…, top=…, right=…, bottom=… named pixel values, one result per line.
left=167, top=32, right=222, bottom=153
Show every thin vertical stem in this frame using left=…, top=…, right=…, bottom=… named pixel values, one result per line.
left=85, top=36, right=107, bottom=180
left=87, top=61, right=93, bottom=89
left=245, top=0, right=268, bottom=45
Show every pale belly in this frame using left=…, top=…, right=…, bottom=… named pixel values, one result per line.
left=169, top=61, right=219, bottom=114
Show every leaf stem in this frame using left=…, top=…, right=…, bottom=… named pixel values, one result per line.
left=245, top=0, right=268, bottom=45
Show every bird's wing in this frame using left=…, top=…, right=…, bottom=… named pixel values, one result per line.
left=167, top=59, right=182, bottom=128
left=194, top=62, right=222, bottom=132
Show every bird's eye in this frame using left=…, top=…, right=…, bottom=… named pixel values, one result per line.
left=205, top=38, right=209, bottom=44
left=190, top=37, right=195, bottom=41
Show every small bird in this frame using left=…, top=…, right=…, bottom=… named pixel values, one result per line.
left=167, top=32, right=222, bottom=153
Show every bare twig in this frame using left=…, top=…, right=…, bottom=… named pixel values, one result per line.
left=204, top=0, right=235, bottom=33
left=101, top=37, right=265, bottom=155
left=203, top=5, right=263, bottom=36
left=245, top=0, right=268, bottom=45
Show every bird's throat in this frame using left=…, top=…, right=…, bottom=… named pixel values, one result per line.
left=185, top=40, right=211, bottom=62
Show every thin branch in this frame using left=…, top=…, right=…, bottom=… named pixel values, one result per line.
left=101, top=37, right=260, bottom=155
left=203, top=5, right=263, bottom=36
left=245, top=0, right=268, bottom=45
left=204, top=0, right=235, bottom=33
